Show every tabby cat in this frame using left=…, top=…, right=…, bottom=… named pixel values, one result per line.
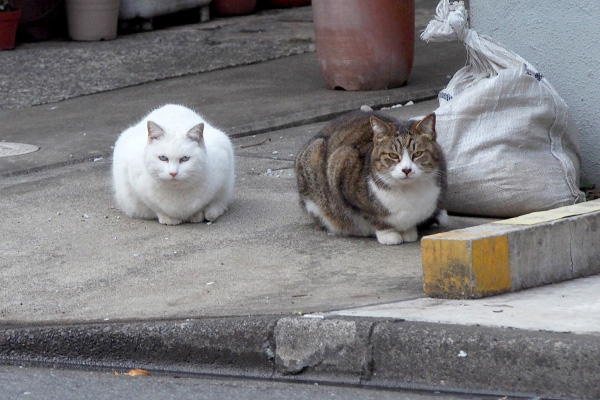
left=295, top=110, right=446, bottom=245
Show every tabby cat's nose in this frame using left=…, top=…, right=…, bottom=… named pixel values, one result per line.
left=402, top=168, right=412, bottom=176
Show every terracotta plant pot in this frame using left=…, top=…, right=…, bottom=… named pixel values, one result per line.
left=212, top=0, right=257, bottom=16
left=0, top=8, right=21, bottom=50
left=312, top=0, right=415, bottom=91
left=66, top=0, right=120, bottom=41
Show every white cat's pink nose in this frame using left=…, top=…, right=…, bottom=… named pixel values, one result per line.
left=170, top=172, right=178, bottom=177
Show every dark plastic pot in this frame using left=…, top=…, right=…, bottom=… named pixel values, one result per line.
left=12, top=0, right=62, bottom=41
left=312, top=0, right=415, bottom=91
left=213, top=0, right=257, bottom=16
left=0, top=9, right=21, bottom=50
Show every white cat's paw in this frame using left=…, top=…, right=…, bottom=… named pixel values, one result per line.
left=204, top=204, right=227, bottom=222
left=400, top=227, right=419, bottom=242
left=189, top=210, right=206, bottom=223
left=376, top=229, right=404, bottom=245
left=158, top=215, right=183, bottom=226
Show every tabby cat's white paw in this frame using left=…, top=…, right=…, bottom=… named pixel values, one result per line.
left=376, top=229, right=404, bottom=245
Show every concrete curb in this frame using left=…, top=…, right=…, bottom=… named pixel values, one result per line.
left=422, top=200, right=600, bottom=299
left=2, top=316, right=599, bottom=399
left=0, top=317, right=278, bottom=379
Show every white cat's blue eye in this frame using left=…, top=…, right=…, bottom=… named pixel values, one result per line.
left=180, top=156, right=190, bottom=163
left=159, top=156, right=168, bottom=162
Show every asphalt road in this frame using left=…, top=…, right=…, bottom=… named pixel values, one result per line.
left=0, top=365, right=537, bottom=400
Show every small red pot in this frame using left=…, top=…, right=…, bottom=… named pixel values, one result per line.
left=312, top=0, right=415, bottom=91
left=0, top=8, right=21, bottom=50
left=213, top=0, right=257, bottom=16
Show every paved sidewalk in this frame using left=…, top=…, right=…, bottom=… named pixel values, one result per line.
left=1, top=3, right=599, bottom=399
left=1, top=100, right=487, bottom=325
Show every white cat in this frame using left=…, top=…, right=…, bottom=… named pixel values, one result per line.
left=112, top=104, right=235, bottom=225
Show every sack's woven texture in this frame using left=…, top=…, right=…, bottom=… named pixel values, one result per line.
left=422, top=0, right=585, bottom=217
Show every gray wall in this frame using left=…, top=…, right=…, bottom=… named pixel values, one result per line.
left=470, top=2, right=600, bottom=187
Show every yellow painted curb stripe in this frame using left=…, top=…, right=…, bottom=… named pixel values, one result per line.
left=422, top=234, right=511, bottom=299
left=471, top=235, right=511, bottom=295
left=422, top=238, right=471, bottom=297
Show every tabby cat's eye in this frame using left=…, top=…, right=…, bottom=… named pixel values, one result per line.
left=389, top=153, right=400, bottom=160
left=412, top=151, right=423, bottom=158
left=159, top=155, right=168, bottom=162
left=180, top=156, right=190, bottom=163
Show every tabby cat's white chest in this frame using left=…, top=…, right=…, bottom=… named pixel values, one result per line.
left=369, top=176, right=440, bottom=231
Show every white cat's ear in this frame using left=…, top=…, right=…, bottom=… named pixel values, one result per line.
left=370, top=117, right=392, bottom=143
left=147, top=121, right=165, bottom=142
left=412, top=113, right=436, bottom=140
left=187, top=123, right=204, bottom=144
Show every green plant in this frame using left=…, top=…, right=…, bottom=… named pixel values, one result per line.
left=0, top=0, right=14, bottom=12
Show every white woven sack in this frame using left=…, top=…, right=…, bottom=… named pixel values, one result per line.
left=422, top=0, right=585, bottom=217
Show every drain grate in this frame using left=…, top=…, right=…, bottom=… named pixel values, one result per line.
left=0, top=142, right=40, bottom=158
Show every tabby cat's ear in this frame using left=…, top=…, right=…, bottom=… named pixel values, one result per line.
left=187, top=123, right=205, bottom=144
left=147, top=121, right=165, bottom=142
left=370, top=117, right=393, bottom=143
left=412, top=113, right=436, bottom=140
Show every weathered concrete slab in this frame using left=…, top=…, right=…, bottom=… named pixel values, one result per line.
left=274, top=318, right=372, bottom=378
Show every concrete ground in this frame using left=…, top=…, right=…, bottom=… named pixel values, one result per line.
left=1, top=99, right=493, bottom=326
left=1, top=3, right=599, bottom=399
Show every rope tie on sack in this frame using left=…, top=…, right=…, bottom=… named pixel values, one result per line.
left=420, top=0, right=532, bottom=80
left=421, top=0, right=469, bottom=43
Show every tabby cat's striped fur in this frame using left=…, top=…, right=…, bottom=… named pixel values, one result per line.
left=295, top=111, right=446, bottom=245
